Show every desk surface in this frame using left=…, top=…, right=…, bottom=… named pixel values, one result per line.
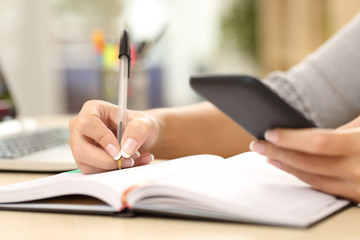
left=1, top=116, right=360, bottom=240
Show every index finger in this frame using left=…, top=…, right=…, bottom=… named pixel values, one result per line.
left=265, top=128, right=359, bottom=156
left=75, top=114, right=121, bottom=160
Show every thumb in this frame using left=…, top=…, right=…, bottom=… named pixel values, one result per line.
left=120, top=117, right=154, bottom=158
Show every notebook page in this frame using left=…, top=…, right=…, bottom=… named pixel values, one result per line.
left=0, top=154, right=221, bottom=211
left=130, top=152, right=349, bottom=226
left=82, top=154, right=222, bottom=208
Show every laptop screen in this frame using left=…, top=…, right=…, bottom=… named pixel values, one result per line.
left=0, top=65, right=17, bottom=121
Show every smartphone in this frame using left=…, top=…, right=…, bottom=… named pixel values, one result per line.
left=190, top=75, right=316, bottom=139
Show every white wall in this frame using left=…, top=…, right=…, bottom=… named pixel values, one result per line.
left=0, top=0, right=64, bottom=115
left=123, top=0, right=230, bottom=107
left=161, top=0, right=226, bottom=106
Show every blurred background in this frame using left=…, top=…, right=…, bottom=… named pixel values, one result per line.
left=0, top=0, right=359, bottom=116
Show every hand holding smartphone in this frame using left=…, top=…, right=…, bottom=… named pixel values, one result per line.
left=190, top=75, right=316, bottom=139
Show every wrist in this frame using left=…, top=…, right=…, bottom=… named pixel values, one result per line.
left=144, top=108, right=171, bottom=155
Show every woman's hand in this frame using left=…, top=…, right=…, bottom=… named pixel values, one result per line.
left=69, top=100, right=160, bottom=174
left=250, top=116, right=360, bottom=203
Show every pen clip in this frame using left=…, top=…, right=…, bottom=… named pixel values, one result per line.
left=119, top=29, right=131, bottom=78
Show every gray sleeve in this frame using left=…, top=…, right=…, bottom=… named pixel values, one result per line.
left=263, top=13, right=360, bottom=128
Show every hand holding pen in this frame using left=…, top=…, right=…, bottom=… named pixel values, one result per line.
left=68, top=30, right=156, bottom=174
left=117, top=30, right=156, bottom=169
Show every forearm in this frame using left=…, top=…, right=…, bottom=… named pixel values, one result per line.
left=146, top=102, right=254, bottom=159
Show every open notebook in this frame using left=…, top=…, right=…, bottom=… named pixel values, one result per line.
left=0, top=152, right=350, bottom=228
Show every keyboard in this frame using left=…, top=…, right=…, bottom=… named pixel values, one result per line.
left=0, top=129, right=70, bottom=159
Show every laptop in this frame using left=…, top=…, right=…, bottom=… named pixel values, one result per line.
left=0, top=64, right=77, bottom=172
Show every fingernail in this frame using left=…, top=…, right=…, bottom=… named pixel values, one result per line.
left=138, top=154, right=154, bottom=165
left=267, top=159, right=282, bottom=169
left=265, top=130, right=278, bottom=142
left=121, top=138, right=138, bottom=158
left=249, top=141, right=265, bottom=154
left=122, top=157, right=135, bottom=168
left=106, top=144, right=121, bottom=160
left=129, top=158, right=135, bottom=167
left=133, top=151, right=140, bottom=159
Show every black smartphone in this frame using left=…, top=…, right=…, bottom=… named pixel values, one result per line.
left=190, top=75, right=316, bottom=139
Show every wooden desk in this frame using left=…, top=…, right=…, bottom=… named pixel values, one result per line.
left=0, top=116, right=360, bottom=240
